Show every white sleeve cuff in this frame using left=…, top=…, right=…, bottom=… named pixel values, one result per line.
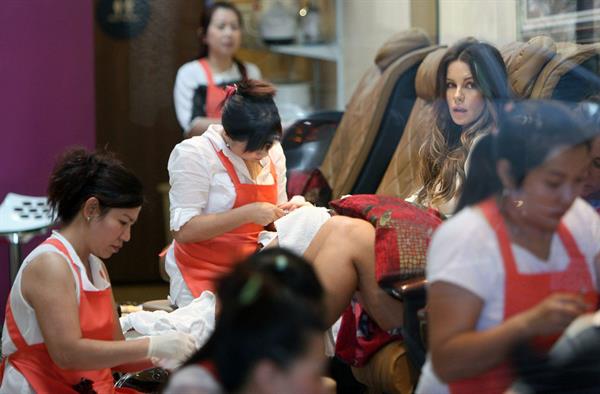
left=170, top=208, right=201, bottom=232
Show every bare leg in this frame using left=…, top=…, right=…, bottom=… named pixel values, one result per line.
left=304, top=216, right=404, bottom=331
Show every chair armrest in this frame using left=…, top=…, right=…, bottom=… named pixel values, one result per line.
left=382, top=277, right=427, bottom=301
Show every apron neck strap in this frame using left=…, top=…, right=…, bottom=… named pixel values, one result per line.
left=480, top=199, right=520, bottom=276
left=557, top=222, right=585, bottom=260
left=209, top=138, right=242, bottom=185
left=198, top=58, right=215, bottom=87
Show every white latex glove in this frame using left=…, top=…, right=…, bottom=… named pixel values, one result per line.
left=151, top=357, right=183, bottom=371
left=147, top=332, right=197, bottom=362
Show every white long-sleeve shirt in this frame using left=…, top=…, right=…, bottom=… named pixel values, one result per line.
left=165, top=124, right=287, bottom=306
left=173, top=60, right=261, bottom=133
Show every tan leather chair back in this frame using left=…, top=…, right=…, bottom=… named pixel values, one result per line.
left=376, top=48, right=447, bottom=198
left=501, top=36, right=556, bottom=98
left=531, top=41, right=600, bottom=99
left=377, top=37, right=582, bottom=199
left=319, top=29, right=436, bottom=199
left=501, top=36, right=600, bottom=100
left=375, top=36, right=600, bottom=200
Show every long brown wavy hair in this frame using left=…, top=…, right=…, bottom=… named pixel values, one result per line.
left=417, top=38, right=513, bottom=207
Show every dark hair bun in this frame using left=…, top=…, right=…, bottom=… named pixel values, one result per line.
left=48, top=147, right=143, bottom=224
left=221, top=79, right=281, bottom=152
left=236, top=79, right=276, bottom=99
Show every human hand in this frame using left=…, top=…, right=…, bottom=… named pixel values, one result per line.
left=278, top=195, right=311, bottom=213
left=242, top=202, right=285, bottom=225
left=147, top=332, right=197, bottom=362
left=521, top=293, right=587, bottom=337
left=277, top=201, right=301, bottom=213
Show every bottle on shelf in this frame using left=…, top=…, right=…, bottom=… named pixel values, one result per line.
left=298, top=0, right=322, bottom=44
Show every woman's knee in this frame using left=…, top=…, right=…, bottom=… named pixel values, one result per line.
left=308, top=216, right=374, bottom=264
left=327, top=216, right=374, bottom=242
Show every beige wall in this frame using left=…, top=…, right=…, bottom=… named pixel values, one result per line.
left=438, top=0, right=518, bottom=47
left=342, top=0, right=412, bottom=104
left=242, top=0, right=519, bottom=108
left=341, top=0, right=518, bottom=105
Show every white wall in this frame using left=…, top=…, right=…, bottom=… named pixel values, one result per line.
left=438, top=0, right=518, bottom=47
left=342, top=0, right=412, bottom=104
left=340, top=0, right=519, bottom=106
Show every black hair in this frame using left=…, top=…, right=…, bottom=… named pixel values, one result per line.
left=456, top=100, right=595, bottom=212
left=418, top=38, right=514, bottom=206
left=236, top=248, right=324, bottom=309
left=47, top=148, right=144, bottom=224
left=183, top=248, right=325, bottom=392
left=434, top=37, right=513, bottom=148
left=221, top=79, right=282, bottom=152
left=197, top=1, right=247, bottom=79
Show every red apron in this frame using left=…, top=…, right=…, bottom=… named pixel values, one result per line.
left=0, top=237, right=137, bottom=393
left=174, top=142, right=279, bottom=297
left=198, top=58, right=227, bottom=119
left=450, top=199, right=598, bottom=394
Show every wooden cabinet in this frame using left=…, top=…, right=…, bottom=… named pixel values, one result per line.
left=94, top=0, right=202, bottom=283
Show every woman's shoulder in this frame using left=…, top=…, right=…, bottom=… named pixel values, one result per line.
left=176, top=59, right=207, bottom=83
left=270, top=140, right=285, bottom=158
left=165, top=364, right=222, bottom=394
left=172, top=130, right=216, bottom=153
left=562, top=198, right=600, bottom=247
left=24, top=234, right=76, bottom=267
left=428, top=205, right=498, bottom=267
left=169, top=127, right=223, bottom=167
left=21, top=250, right=75, bottom=290
left=432, top=205, right=491, bottom=246
left=177, top=59, right=201, bottom=72
left=427, top=204, right=502, bottom=293
left=566, top=197, right=599, bottom=221
left=244, top=62, right=261, bottom=79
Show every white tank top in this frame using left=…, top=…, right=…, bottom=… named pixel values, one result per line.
left=0, top=231, right=110, bottom=394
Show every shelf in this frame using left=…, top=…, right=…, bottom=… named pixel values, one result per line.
left=259, top=0, right=345, bottom=110
left=267, top=43, right=340, bottom=62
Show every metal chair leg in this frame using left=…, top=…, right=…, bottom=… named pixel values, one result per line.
left=8, top=233, right=22, bottom=284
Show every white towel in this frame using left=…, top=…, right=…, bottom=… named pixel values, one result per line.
left=120, top=291, right=216, bottom=348
left=275, top=205, right=331, bottom=256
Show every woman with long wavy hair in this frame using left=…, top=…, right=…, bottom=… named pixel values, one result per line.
left=416, top=38, right=513, bottom=211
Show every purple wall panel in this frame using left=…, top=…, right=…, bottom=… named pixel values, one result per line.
left=0, top=1, right=95, bottom=319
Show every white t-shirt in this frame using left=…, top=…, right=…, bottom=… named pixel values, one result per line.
left=165, top=124, right=287, bottom=307
left=416, top=198, right=600, bottom=394
left=173, top=60, right=261, bottom=133
left=163, top=364, right=222, bottom=394
left=0, top=232, right=110, bottom=394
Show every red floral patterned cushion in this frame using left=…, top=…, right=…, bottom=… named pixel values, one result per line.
left=330, top=194, right=442, bottom=285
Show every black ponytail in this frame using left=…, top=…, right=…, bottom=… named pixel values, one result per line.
left=221, top=79, right=282, bottom=152
left=182, top=248, right=324, bottom=392
left=455, top=134, right=502, bottom=212
left=47, top=148, right=143, bottom=224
